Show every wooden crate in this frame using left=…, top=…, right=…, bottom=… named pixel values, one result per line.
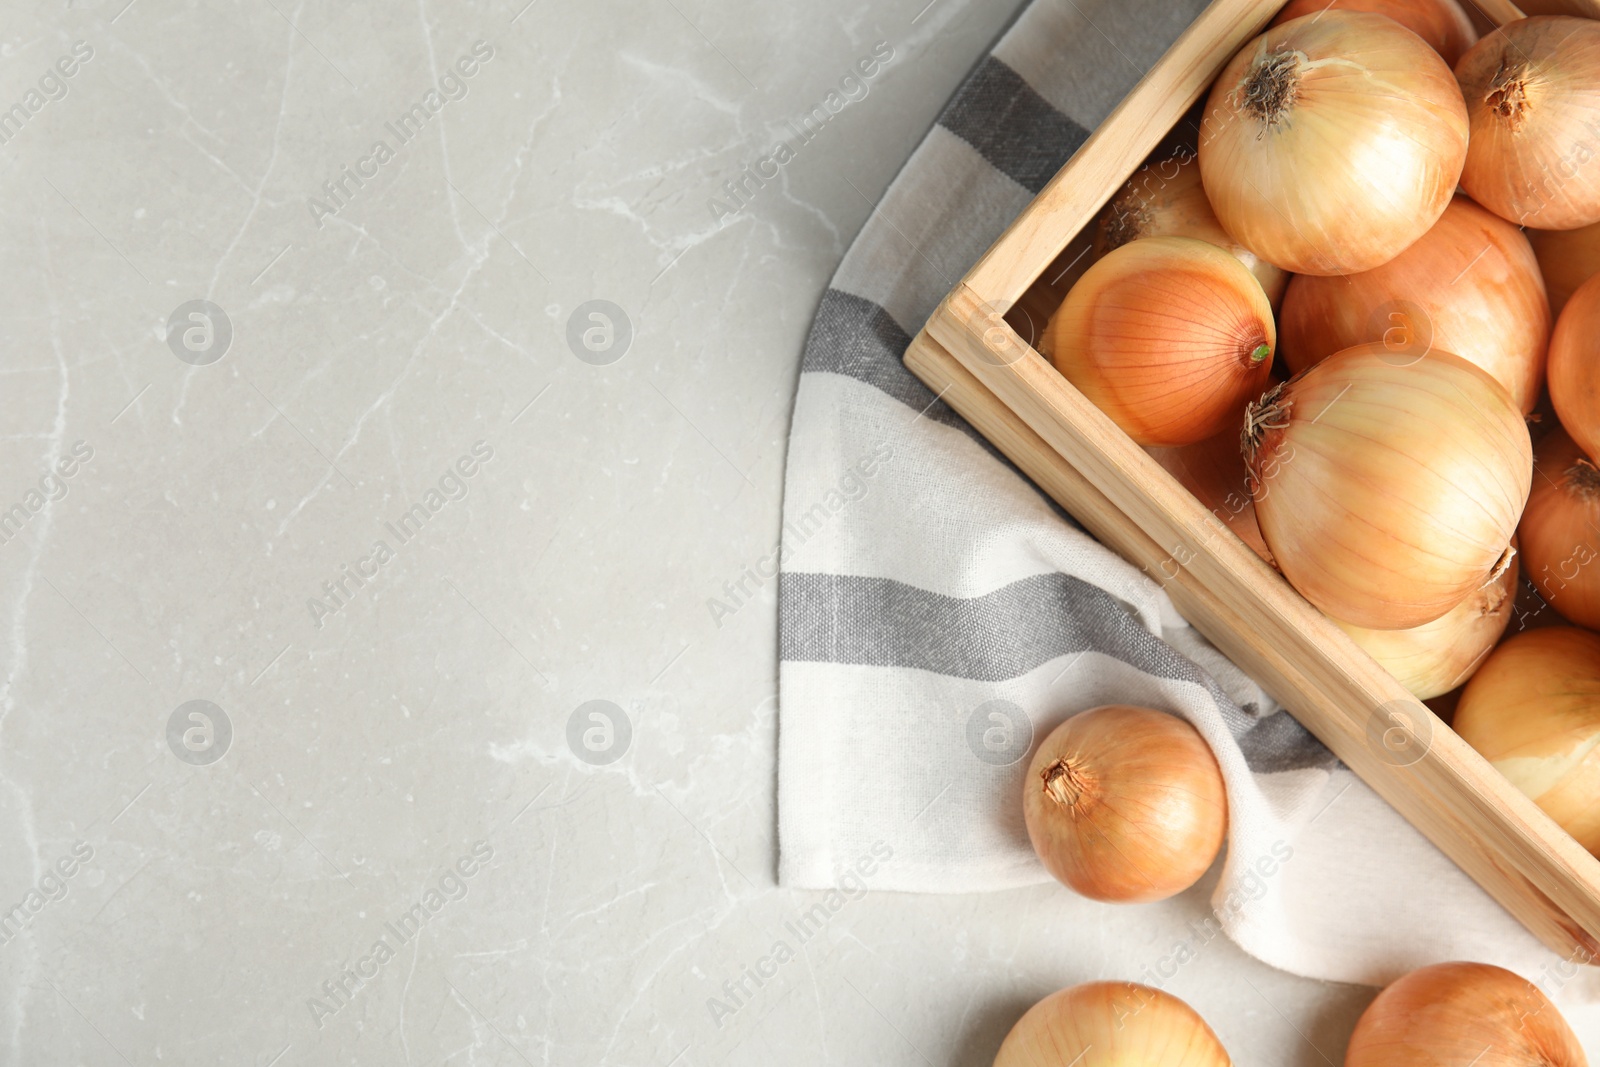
left=905, top=0, right=1600, bottom=958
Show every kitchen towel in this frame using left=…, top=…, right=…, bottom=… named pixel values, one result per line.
left=775, top=0, right=1600, bottom=1001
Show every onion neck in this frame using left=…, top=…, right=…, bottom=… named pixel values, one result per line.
left=1241, top=382, right=1291, bottom=468
left=1483, top=545, right=1516, bottom=590
left=1479, top=579, right=1511, bottom=617
left=1103, top=198, right=1151, bottom=252
left=1568, top=457, right=1600, bottom=499
left=1486, top=56, right=1533, bottom=130
left=1239, top=49, right=1304, bottom=128
left=1042, top=757, right=1094, bottom=811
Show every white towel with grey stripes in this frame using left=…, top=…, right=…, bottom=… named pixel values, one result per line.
left=776, top=0, right=1600, bottom=1001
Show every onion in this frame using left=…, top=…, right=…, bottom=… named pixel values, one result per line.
left=1520, top=428, right=1600, bottom=630
left=1278, top=196, right=1550, bottom=414
left=994, top=982, right=1231, bottom=1067
left=1047, top=237, right=1275, bottom=447
left=1149, top=433, right=1274, bottom=564
left=1456, top=17, right=1600, bottom=230
left=1455, top=627, right=1600, bottom=856
left=1022, top=705, right=1226, bottom=903
left=1271, top=0, right=1477, bottom=66
left=1094, top=152, right=1289, bottom=306
left=1336, top=542, right=1517, bottom=699
left=1548, top=272, right=1600, bottom=462
left=1199, top=12, right=1468, bottom=276
left=1242, top=344, right=1531, bottom=629
left=1530, top=221, right=1600, bottom=317
left=1346, top=961, right=1586, bottom=1066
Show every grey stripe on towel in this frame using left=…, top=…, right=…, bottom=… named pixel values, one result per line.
left=801, top=289, right=941, bottom=419
left=937, top=56, right=1091, bottom=194
left=780, top=571, right=1333, bottom=772
left=802, top=287, right=1020, bottom=469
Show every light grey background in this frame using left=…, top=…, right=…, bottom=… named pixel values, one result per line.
left=0, top=0, right=1537, bottom=1063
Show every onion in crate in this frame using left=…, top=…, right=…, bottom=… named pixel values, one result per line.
left=1519, top=428, right=1600, bottom=631
left=1046, top=236, right=1275, bottom=447
left=1455, top=628, right=1600, bottom=856
left=1548, top=273, right=1600, bottom=463
left=1335, top=543, right=1517, bottom=700
left=1278, top=196, right=1550, bottom=414
left=1148, top=432, right=1273, bottom=565
left=994, top=982, right=1231, bottom=1067
left=1345, top=961, right=1586, bottom=1067
left=1022, top=705, right=1226, bottom=903
left=1456, top=17, right=1600, bottom=230
left=1530, top=221, right=1600, bottom=318
left=1093, top=152, right=1288, bottom=306
left=1271, top=0, right=1477, bottom=65
left=1241, top=344, right=1531, bottom=630
left=1199, top=11, right=1468, bottom=275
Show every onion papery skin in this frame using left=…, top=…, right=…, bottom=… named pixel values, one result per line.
left=1345, top=961, right=1586, bottom=1067
left=1548, top=272, right=1600, bottom=462
left=1095, top=153, right=1289, bottom=307
left=1048, top=236, right=1275, bottom=447
left=995, top=983, right=1232, bottom=1067
left=1199, top=12, right=1468, bottom=276
left=1520, top=428, right=1600, bottom=630
left=1530, top=221, right=1600, bottom=317
left=1243, top=344, right=1532, bottom=630
left=1336, top=543, right=1517, bottom=699
left=1456, top=17, right=1600, bottom=230
left=1456, top=628, right=1600, bottom=855
left=1279, top=196, right=1550, bottom=413
left=1271, top=0, right=1477, bottom=66
left=1022, top=705, right=1227, bottom=903
left=1149, top=433, right=1274, bottom=565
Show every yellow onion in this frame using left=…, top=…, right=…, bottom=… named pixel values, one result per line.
left=994, top=982, right=1231, bottom=1067
left=1346, top=961, right=1586, bottom=1067
left=1271, top=0, right=1477, bottom=65
left=1455, top=627, right=1600, bottom=856
left=1520, top=428, right=1600, bottom=630
left=1047, top=236, right=1274, bottom=447
left=1456, top=17, right=1600, bottom=230
left=1149, top=433, right=1274, bottom=564
left=1279, top=196, right=1550, bottom=414
left=1094, top=152, right=1289, bottom=306
left=1242, top=344, right=1531, bottom=629
left=1336, top=542, right=1517, bottom=699
left=1199, top=12, right=1468, bottom=275
left=1530, top=221, right=1600, bottom=317
left=1022, top=705, right=1226, bottom=903
left=1548, top=272, right=1600, bottom=461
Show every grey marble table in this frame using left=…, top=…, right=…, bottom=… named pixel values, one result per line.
left=0, top=0, right=1591, bottom=1064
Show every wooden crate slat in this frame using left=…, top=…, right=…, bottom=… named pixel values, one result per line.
left=962, top=0, right=1278, bottom=311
